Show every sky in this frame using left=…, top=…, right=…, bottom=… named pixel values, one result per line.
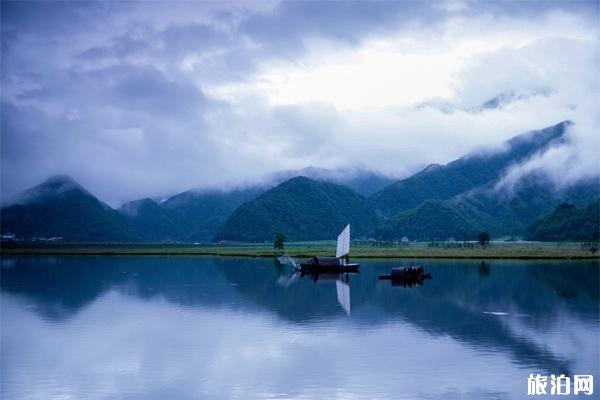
left=1, top=0, right=598, bottom=205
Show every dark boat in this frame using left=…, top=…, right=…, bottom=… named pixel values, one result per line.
left=277, top=224, right=360, bottom=274
left=299, top=256, right=359, bottom=274
left=379, top=266, right=432, bottom=287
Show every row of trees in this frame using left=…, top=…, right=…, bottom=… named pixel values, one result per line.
left=273, top=230, right=492, bottom=249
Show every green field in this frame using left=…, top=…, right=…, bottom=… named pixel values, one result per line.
left=1, top=241, right=599, bottom=259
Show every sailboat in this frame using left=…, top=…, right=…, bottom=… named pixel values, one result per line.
left=301, top=224, right=359, bottom=273
left=276, top=225, right=356, bottom=314
left=278, top=224, right=359, bottom=273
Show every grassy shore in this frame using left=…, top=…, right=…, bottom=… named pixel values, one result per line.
left=1, top=241, right=599, bottom=259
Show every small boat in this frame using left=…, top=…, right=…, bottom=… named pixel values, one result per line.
left=379, top=266, right=432, bottom=287
left=299, top=224, right=359, bottom=273
left=298, top=256, right=359, bottom=274
left=277, top=224, right=360, bottom=273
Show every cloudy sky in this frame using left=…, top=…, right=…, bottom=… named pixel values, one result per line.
left=1, top=0, right=598, bottom=205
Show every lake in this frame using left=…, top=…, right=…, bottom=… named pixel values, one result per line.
left=1, top=256, right=598, bottom=399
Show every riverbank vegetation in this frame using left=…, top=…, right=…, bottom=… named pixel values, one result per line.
left=2, top=240, right=599, bottom=259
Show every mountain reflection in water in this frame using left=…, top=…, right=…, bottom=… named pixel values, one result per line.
left=1, top=256, right=598, bottom=400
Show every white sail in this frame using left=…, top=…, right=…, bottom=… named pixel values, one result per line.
left=336, top=224, right=350, bottom=259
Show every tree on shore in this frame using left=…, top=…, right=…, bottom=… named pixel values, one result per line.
left=274, top=232, right=286, bottom=250
left=477, top=231, right=491, bottom=247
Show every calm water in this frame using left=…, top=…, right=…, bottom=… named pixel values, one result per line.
left=1, top=256, right=598, bottom=400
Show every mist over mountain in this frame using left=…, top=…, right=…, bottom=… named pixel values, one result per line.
left=1, top=121, right=598, bottom=243
left=1, top=175, right=135, bottom=242
left=2, top=0, right=597, bottom=210
left=160, top=186, right=267, bottom=242
left=376, top=176, right=599, bottom=241
left=214, top=177, right=377, bottom=242
left=370, top=121, right=598, bottom=241
left=370, top=121, right=569, bottom=217
left=118, top=198, right=182, bottom=242
left=3, top=175, right=89, bottom=207
left=0, top=169, right=387, bottom=242
left=269, top=167, right=395, bottom=197
left=419, top=89, right=551, bottom=114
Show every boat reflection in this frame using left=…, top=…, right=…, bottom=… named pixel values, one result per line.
left=278, top=270, right=353, bottom=315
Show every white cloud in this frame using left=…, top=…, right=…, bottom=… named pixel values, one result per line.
left=1, top=2, right=598, bottom=203
left=208, top=11, right=596, bottom=110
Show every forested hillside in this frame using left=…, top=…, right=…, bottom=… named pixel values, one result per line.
left=214, top=177, right=377, bottom=242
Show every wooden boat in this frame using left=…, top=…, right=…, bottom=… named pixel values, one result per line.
left=299, top=256, right=359, bottom=273
left=298, top=224, right=360, bottom=273
left=277, top=224, right=360, bottom=273
left=378, top=266, right=432, bottom=287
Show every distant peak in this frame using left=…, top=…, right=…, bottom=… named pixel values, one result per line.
left=477, top=89, right=551, bottom=111
left=291, top=175, right=312, bottom=181
left=285, top=175, right=316, bottom=184
left=118, top=197, right=158, bottom=216
left=300, top=166, right=325, bottom=174
left=121, top=197, right=157, bottom=207
left=4, top=174, right=89, bottom=206
left=39, top=174, right=86, bottom=194
left=422, top=164, right=442, bottom=173
left=43, top=174, right=80, bottom=186
left=507, top=120, right=570, bottom=148
left=273, top=176, right=322, bottom=190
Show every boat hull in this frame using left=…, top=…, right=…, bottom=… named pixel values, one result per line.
left=298, top=263, right=360, bottom=274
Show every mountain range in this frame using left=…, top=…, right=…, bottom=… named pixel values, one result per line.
left=1, top=121, right=598, bottom=243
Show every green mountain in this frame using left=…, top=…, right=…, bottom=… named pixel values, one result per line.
left=116, top=168, right=391, bottom=242
left=370, top=120, right=599, bottom=241
left=333, top=170, right=395, bottom=197
left=446, top=176, right=599, bottom=237
left=214, top=176, right=377, bottom=242
left=376, top=176, right=599, bottom=241
left=375, top=200, right=475, bottom=241
left=118, top=198, right=182, bottom=242
left=525, top=200, right=600, bottom=241
left=0, top=176, right=265, bottom=243
left=370, top=121, right=569, bottom=217
left=272, top=166, right=394, bottom=196
left=1, top=175, right=135, bottom=241
left=2, top=121, right=597, bottom=243
left=161, top=186, right=265, bottom=242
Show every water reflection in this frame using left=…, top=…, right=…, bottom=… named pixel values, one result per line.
left=1, top=256, right=598, bottom=400
left=280, top=270, right=353, bottom=315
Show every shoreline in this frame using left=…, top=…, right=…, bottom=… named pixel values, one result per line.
left=1, top=243, right=599, bottom=260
